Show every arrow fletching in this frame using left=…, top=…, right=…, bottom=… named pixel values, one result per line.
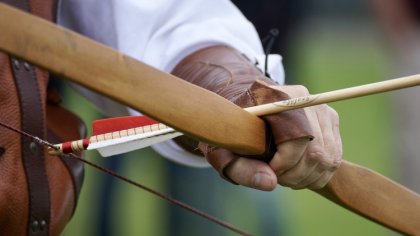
left=49, top=115, right=182, bottom=157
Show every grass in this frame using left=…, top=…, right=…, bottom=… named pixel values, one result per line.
left=284, top=22, right=396, bottom=236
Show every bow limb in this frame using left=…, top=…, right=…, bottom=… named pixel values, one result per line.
left=0, top=3, right=419, bottom=235
left=316, top=161, right=420, bottom=235
left=0, top=3, right=265, bottom=156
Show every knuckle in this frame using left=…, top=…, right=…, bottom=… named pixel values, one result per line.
left=281, top=85, right=310, bottom=97
left=278, top=174, right=302, bottom=185
left=273, top=164, right=290, bottom=175
left=328, top=107, right=340, bottom=124
left=329, top=150, right=343, bottom=170
left=307, top=149, right=325, bottom=163
left=270, top=151, right=302, bottom=173
left=307, top=145, right=343, bottom=171
left=330, top=156, right=342, bottom=171
left=294, top=85, right=310, bottom=95
left=329, top=107, right=339, bottom=118
left=321, top=105, right=339, bottom=120
left=274, top=158, right=299, bottom=173
left=277, top=172, right=308, bottom=189
left=294, top=172, right=307, bottom=182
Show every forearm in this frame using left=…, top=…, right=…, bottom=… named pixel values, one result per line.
left=171, top=45, right=274, bottom=101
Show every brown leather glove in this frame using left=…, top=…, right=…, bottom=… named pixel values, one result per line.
left=171, top=45, right=314, bottom=183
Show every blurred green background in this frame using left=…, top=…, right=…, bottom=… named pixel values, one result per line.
left=61, top=1, right=418, bottom=236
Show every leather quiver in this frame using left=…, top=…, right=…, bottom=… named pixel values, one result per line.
left=0, top=1, right=84, bottom=235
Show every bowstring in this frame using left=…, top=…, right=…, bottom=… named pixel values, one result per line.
left=0, top=120, right=252, bottom=236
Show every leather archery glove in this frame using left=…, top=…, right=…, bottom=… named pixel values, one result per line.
left=172, top=45, right=342, bottom=191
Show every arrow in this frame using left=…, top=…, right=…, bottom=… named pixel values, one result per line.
left=50, top=74, right=420, bottom=157
left=245, top=74, right=420, bottom=115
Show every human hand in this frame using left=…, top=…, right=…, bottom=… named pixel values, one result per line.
left=171, top=45, right=342, bottom=191
left=201, top=83, right=342, bottom=191
left=270, top=85, right=342, bottom=189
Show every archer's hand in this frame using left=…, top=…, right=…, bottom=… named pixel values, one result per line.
left=206, top=85, right=342, bottom=191
left=172, top=45, right=342, bottom=191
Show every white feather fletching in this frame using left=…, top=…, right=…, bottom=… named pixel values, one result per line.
left=87, top=127, right=183, bottom=157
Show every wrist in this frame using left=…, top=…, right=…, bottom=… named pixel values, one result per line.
left=171, top=45, right=277, bottom=101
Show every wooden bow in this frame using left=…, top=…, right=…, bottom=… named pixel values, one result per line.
left=0, top=3, right=419, bottom=235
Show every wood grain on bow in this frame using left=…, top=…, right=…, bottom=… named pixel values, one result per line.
left=0, top=3, right=265, bottom=156
left=0, top=3, right=419, bottom=235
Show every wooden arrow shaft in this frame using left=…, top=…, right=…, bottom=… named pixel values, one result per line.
left=245, top=74, right=420, bottom=115
left=0, top=3, right=419, bottom=235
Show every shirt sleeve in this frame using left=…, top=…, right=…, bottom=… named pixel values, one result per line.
left=110, top=0, right=265, bottom=72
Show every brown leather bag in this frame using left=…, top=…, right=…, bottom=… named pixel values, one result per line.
left=0, top=1, right=84, bottom=235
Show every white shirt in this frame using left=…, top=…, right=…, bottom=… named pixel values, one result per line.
left=57, top=0, right=285, bottom=167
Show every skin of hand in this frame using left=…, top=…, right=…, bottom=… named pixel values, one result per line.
left=171, top=45, right=342, bottom=191
left=220, top=85, right=343, bottom=191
